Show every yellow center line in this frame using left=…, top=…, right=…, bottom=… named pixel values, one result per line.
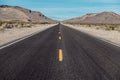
left=59, top=36, right=62, bottom=40
left=59, top=32, right=61, bottom=34
left=58, top=31, right=63, bottom=62
left=59, top=49, right=63, bottom=61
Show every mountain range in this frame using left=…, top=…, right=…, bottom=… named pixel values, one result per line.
left=63, top=12, right=120, bottom=24
left=1, top=5, right=120, bottom=25
left=0, top=5, right=57, bottom=23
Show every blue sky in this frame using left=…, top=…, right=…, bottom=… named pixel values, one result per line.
left=0, top=0, right=120, bottom=20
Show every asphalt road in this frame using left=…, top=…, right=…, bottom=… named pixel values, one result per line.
left=0, top=24, right=120, bottom=80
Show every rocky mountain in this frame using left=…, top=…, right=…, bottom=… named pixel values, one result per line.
left=63, top=12, right=120, bottom=24
left=0, top=5, right=57, bottom=23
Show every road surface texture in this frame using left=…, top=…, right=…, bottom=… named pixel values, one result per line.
left=0, top=24, right=120, bottom=80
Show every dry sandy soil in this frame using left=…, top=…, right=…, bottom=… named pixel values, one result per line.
left=0, top=24, right=56, bottom=46
left=64, top=24, right=120, bottom=46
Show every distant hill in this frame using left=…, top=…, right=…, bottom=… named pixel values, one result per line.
left=0, top=5, right=57, bottom=23
left=63, top=12, right=120, bottom=24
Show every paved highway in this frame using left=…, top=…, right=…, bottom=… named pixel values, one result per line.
left=0, top=24, right=120, bottom=80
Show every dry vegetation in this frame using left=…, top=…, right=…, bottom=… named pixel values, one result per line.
left=66, top=23, right=120, bottom=32
left=0, top=22, right=31, bottom=30
left=0, top=21, right=55, bottom=32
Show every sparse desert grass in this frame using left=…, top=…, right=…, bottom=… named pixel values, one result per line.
left=0, top=21, right=52, bottom=31
left=0, top=22, right=2, bottom=26
left=66, top=23, right=120, bottom=32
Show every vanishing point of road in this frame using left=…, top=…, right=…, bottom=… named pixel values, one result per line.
left=0, top=24, right=120, bottom=80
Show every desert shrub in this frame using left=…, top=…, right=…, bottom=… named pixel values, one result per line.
left=21, top=23, right=24, bottom=27
left=0, top=21, right=34, bottom=30
left=18, top=22, right=32, bottom=28
left=96, top=27, right=100, bottom=30
left=88, top=24, right=91, bottom=27
left=41, top=22, right=49, bottom=24
left=105, top=26, right=112, bottom=31
left=27, top=25, right=32, bottom=28
left=25, top=24, right=32, bottom=28
left=109, top=25, right=115, bottom=30
left=0, top=28, right=5, bottom=32
left=0, top=22, right=2, bottom=26
left=104, top=25, right=118, bottom=31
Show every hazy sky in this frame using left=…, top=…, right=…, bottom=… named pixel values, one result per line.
left=0, top=0, right=120, bottom=20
